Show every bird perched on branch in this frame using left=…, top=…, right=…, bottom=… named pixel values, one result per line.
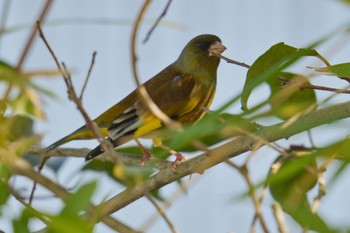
left=47, top=34, right=226, bottom=166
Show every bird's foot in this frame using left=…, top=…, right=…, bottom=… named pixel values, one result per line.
left=140, top=150, right=152, bottom=166
left=171, top=152, right=186, bottom=170
left=135, top=138, right=153, bottom=166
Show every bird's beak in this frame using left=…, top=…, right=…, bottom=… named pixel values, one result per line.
left=209, top=41, right=226, bottom=56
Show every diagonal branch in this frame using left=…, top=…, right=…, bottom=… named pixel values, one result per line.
left=36, top=21, right=117, bottom=162
left=8, top=157, right=141, bottom=233
left=89, top=100, right=350, bottom=221
left=143, top=0, right=173, bottom=44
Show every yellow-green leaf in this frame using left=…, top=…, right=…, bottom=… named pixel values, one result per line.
left=241, top=43, right=327, bottom=111
left=268, top=72, right=317, bottom=119
left=314, top=62, right=350, bottom=78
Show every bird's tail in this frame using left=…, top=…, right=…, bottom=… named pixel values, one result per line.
left=46, top=125, right=96, bottom=151
left=85, top=144, right=104, bottom=161
left=46, top=134, right=76, bottom=151
left=85, top=137, right=125, bottom=161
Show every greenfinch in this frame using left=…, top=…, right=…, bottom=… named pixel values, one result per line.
left=47, top=34, right=226, bottom=164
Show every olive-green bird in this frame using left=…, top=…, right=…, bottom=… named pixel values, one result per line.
left=47, top=34, right=226, bottom=164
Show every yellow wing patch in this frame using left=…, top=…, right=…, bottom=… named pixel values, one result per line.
left=133, top=113, right=162, bottom=138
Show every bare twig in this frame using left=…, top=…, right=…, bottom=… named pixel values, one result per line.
left=140, top=176, right=199, bottom=230
left=4, top=182, right=51, bottom=225
left=36, top=21, right=117, bottom=162
left=143, top=0, right=173, bottom=43
left=145, top=192, right=178, bottom=233
left=277, top=73, right=350, bottom=95
left=29, top=156, right=48, bottom=205
left=311, top=155, right=334, bottom=213
left=213, top=53, right=251, bottom=69
left=80, top=51, right=97, bottom=100
left=17, top=0, right=53, bottom=70
left=0, top=0, right=11, bottom=45
left=272, top=203, right=289, bottom=233
left=8, top=156, right=140, bottom=233
left=312, top=174, right=326, bottom=213
left=2, top=0, right=52, bottom=100
left=303, top=83, right=350, bottom=94
left=131, top=0, right=182, bottom=130
left=251, top=183, right=269, bottom=232
left=225, top=160, right=269, bottom=233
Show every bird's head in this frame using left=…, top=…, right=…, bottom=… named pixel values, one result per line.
left=175, top=34, right=226, bottom=75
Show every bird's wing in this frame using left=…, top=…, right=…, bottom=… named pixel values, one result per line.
left=107, top=64, right=207, bottom=143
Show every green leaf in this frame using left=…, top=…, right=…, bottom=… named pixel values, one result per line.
left=83, top=160, right=154, bottom=187
left=0, top=60, right=56, bottom=98
left=338, top=0, right=350, bottom=6
left=163, top=111, right=258, bottom=153
left=315, top=62, right=350, bottom=78
left=268, top=154, right=318, bottom=192
left=10, top=90, right=46, bottom=119
left=268, top=72, right=317, bottom=119
left=7, top=114, right=34, bottom=141
left=268, top=154, right=332, bottom=233
left=0, top=61, right=33, bottom=86
left=318, top=137, right=350, bottom=162
left=47, top=184, right=96, bottom=231
left=60, top=181, right=97, bottom=217
left=241, top=43, right=328, bottom=111
left=12, top=202, right=50, bottom=233
left=13, top=213, right=30, bottom=233
left=48, top=215, right=93, bottom=233
left=0, top=165, right=11, bottom=207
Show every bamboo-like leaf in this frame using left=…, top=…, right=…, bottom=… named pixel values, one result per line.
left=241, top=43, right=328, bottom=111
left=268, top=154, right=332, bottom=233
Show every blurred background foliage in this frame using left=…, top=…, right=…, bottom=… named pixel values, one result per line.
left=1, top=1, right=350, bottom=233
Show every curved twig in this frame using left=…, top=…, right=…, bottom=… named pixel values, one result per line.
left=130, top=0, right=182, bottom=130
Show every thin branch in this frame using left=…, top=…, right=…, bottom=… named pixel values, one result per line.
left=225, top=160, right=269, bottom=233
left=131, top=0, right=152, bottom=87
left=29, top=156, right=48, bottom=205
left=145, top=192, right=178, bottom=233
left=312, top=174, right=326, bottom=213
left=36, top=21, right=117, bottom=162
left=303, top=83, right=350, bottom=94
left=2, top=0, right=52, bottom=100
left=8, top=157, right=141, bottom=233
left=0, top=0, right=11, bottom=49
left=251, top=184, right=269, bottom=232
left=217, top=53, right=350, bottom=95
left=311, top=155, right=334, bottom=213
left=80, top=51, right=97, bottom=100
left=131, top=0, right=182, bottom=130
left=16, top=0, right=53, bottom=70
left=213, top=53, right=251, bottom=69
left=140, top=176, right=200, bottom=230
left=272, top=203, right=289, bottom=233
left=5, top=182, right=51, bottom=225
left=143, top=0, right=173, bottom=44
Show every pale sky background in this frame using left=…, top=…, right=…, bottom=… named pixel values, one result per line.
left=1, top=0, right=350, bottom=232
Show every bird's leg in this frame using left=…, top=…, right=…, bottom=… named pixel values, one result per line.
left=153, top=139, right=186, bottom=169
left=135, top=138, right=152, bottom=166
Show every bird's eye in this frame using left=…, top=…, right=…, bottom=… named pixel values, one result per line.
left=197, top=42, right=207, bottom=50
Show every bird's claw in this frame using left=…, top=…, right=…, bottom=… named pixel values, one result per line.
left=140, top=151, right=152, bottom=166
left=171, top=152, right=186, bottom=171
